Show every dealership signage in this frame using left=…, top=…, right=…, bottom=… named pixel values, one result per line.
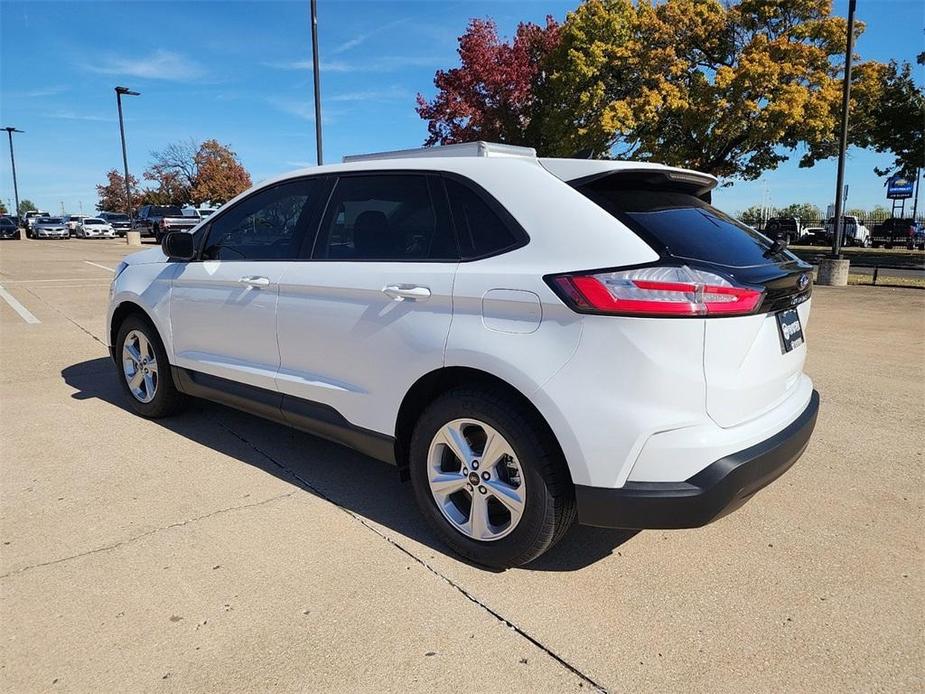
left=886, top=174, right=914, bottom=199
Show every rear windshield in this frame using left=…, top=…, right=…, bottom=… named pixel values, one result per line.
left=576, top=181, right=790, bottom=267
left=152, top=206, right=183, bottom=216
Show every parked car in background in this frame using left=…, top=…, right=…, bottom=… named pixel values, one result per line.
left=134, top=205, right=199, bottom=243
left=23, top=210, right=50, bottom=237
left=824, top=216, right=871, bottom=247
left=871, top=218, right=924, bottom=249
left=802, top=226, right=826, bottom=245
left=0, top=216, right=20, bottom=239
left=765, top=217, right=804, bottom=245
left=77, top=217, right=116, bottom=239
left=98, top=211, right=133, bottom=236
left=32, top=216, right=69, bottom=239
left=197, top=208, right=215, bottom=220
left=66, top=215, right=88, bottom=236
left=107, top=142, right=818, bottom=567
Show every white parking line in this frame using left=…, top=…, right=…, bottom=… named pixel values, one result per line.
left=0, top=284, right=40, bottom=324
left=84, top=261, right=115, bottom=273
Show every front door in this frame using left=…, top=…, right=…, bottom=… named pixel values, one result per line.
left=170, top=177, right=322, bottom=391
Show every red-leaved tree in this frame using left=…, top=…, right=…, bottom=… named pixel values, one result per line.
left=416, top=17, right=560, bottom=148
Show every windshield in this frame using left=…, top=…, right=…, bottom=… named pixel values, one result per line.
left=85, top=218, right=105, bottom=225
left=576, top=180, right=793, bottom=268
left=152, top=206, right=183, bottom=216
left=106, top=213, right=130, bottom=221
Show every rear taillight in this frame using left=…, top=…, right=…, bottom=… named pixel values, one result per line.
left=548, top=265, right=763, bottom=317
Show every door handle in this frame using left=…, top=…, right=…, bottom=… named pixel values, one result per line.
left=382, top=284, right=431, bottom=302
left=238, top=275, right=271, bottom=288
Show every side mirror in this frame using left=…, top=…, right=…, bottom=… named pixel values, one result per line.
left=163, top=231, right=196, bottom=260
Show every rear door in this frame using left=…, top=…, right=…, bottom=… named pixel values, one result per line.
left=170, top=177, right=320, bottom=391
left=573, top=174, right=813, bottom=428
left=274, top=172, right=457, bottom=437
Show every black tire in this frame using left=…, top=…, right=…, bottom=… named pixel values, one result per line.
left=114, top=314, right=187, bottom=418
left=409, top=387, right=575, bottom=568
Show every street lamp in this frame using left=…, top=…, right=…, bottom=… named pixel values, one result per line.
left=310, top=0, right=323, bottom=165
left=3, top=127, right=23, bottom=233
left=830, top=0, right=857, bottom=259
left=114, top=87, right=140, bottom=224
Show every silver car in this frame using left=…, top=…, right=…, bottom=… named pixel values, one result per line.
left=33, top=217, right=70, bottom=239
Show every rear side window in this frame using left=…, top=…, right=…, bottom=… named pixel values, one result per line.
left=577, top=181, right=790, bottom=267
left=314, top=174, right=455, bottom=261
left=202, top=178, right=317, bottom=260
left=444, top=178, right=522, bottom=258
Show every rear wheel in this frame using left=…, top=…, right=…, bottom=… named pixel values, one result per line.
left=409, top=388, right=575, bottom=568
left=115, top=314, right=186, bottom=418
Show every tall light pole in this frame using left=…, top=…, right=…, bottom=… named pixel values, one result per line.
left=310, top=0, right=324, bottom=165
left=830, top=0, right=857, bottom=259
left=114, top=87, right=140, bottom=222
left=3, top=127, right=23, bottom=232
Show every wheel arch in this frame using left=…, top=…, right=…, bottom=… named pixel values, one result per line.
left=393, top=366, right=573, bottom=487
left=109, top=300, right=158, bottom=362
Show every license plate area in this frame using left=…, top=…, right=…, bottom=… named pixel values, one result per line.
left=776, top=308, right=804, bottom=353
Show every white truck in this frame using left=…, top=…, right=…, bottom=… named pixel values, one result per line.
left=824, top=215, right=871, bottom=247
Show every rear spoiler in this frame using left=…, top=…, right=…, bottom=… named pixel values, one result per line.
left=540, top=159, right=718, bottom=201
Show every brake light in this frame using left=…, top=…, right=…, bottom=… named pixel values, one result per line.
left=549, top=266, right=763, bottom=317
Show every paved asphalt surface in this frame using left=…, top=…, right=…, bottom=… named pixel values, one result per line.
left=1, top=238, right=922, bottom=693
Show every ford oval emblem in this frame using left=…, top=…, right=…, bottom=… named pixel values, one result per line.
left=798, top=273, right=810, bottom=291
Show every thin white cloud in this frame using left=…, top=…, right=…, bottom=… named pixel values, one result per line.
left=27, top=86, right=70, bottom=98
left=331, top=18, right=410, bottom=55
left=83, top=50, right=205, bottom=81
left=43, top=111, right=115, bottom=123
left=327, top=87, right=411, bottom=102
left=266, top=96, right=315, bottom=121
left=263, top=56, right=437, bottom=73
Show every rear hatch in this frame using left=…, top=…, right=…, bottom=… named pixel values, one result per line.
left=567, top=169, right=813, bottom=428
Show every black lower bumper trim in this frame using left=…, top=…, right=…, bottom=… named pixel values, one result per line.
left=575, top=390, right=820, bottom=529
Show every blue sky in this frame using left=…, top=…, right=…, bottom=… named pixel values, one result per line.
left=0, top=0, right=922, bottom=216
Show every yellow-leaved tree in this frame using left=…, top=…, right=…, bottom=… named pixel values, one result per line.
left=541, top=0, right=874, bottom=180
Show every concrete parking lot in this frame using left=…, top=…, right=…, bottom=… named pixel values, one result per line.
left=1, top=238, right=922, bottom=693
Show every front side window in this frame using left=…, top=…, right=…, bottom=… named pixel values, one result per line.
left=202, top=178, right=317, bottom=260
left=314, top=174, right=455, bottom=261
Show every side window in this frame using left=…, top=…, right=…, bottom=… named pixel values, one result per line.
left=444, top=178, right=523, bottom=258
left=202, top=179, right=317, bottom=260
left=314, top=174, right=455, bottom=261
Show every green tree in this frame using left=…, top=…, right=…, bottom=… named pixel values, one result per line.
left=775, top=202, right=823, bottom=220
left=17, top=199, right=37, bottom=217
left=737, top=205, right=766, bottom=226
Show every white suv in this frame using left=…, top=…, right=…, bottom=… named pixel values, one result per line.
left=107, top=142, right=819, bottom=568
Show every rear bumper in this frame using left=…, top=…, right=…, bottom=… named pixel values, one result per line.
left=575, top=390, right=819, bottom=529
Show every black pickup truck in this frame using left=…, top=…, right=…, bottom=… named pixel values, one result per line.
left=871, top=218, right=923, bottom=249
left=134, top=205, right=199, bottom=243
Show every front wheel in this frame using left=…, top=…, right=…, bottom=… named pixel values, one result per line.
left=409, top=388, right=575, bottom=568
left=115, top=314, right=186, bottom=418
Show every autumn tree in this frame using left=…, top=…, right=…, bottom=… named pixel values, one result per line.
left=0, top=201, right=7, bottom=215
left=416, top=17, right=561, bottom=149
left=144, top=139, right=251, bottom=206
left=419, top=0, right=888, bottom=182
left=96, top=170, right=140, bottom=212
left=191, top=140, right=252, bottom=204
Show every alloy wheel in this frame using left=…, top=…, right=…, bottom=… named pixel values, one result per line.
left=122, top=329, right=158, bottom=403
left=427, top=419, right=526, bottom=541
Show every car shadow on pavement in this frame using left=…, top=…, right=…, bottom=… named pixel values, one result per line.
left=62, top=358, right=637, bottom=573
